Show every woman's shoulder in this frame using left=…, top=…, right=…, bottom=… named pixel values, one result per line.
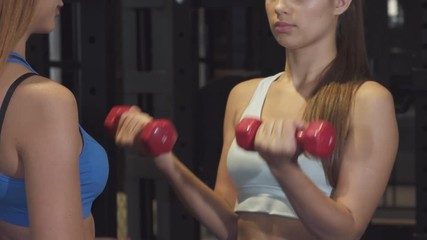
left=226, top=77, right=265, bottom=109
left=352, top=80, right=395, bottom=121
left=222, top=77, right=265, bottom=124
left=4, top=75, right=80, bottom=152
left=10, top=75, right=79, bottom=125
left=17, top=75, right=77, bottom=107
left=354, top=80, right=393, bottom=104
left=229, top=77, right=264, bottom=96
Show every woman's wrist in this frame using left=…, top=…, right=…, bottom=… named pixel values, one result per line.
left=269, top=157, right=301, bottom=179
left=153, top=152, right=176, bottom=173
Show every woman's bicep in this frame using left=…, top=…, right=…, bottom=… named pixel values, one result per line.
left=332, top=82, right=398, bottom=233
left=214, top=96, right=239, bottom=208
left=18, top=84, right=85, bottom=239
left=213, top=82, right=252, bottom=208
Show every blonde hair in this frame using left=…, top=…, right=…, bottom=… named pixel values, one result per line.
left=0, top=0, right=35, bottom=73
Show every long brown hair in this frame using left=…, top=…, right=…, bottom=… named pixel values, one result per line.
left=303, top=0, right=371, bottom=188
left=0, top=0, right=35, bottom=73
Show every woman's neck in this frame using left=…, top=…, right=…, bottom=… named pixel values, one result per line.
left=282, top=20, right=338, bottom=84
left=283, top=42, right=337, bottom=91
left=11, top=34, right=29, bottom=58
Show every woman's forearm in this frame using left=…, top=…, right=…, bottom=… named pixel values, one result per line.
left=271, top=164, right=361, bottom=240
left=154, top=153, right=238, bottom=240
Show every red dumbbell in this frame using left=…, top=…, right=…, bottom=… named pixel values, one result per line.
left=104, top=105, right=177, bottom=156
left=235, top=117, right=336, bottom=159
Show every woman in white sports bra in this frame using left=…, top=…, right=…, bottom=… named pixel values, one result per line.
left=114, top=0, right=398, bottom=239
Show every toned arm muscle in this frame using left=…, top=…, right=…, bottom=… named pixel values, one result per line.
left=14, top=79, right=86, bottom=240
left=152, top=82, right=251, bottom=239
left=332, top=81, right=399, bottom=236
left=271, top=81, right=398, bottom=239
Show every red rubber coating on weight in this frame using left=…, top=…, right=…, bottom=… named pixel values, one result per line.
left=235, top=118, right=262, bottom=151
left=104, top=105, right=177, bottom=156
left=235, top=118, right=336, bottom=159
left=140, top=119, right=177, bottom=156
left=295, top=120, right=336, bottom=159
left=104, top=105, right=131, bottom=136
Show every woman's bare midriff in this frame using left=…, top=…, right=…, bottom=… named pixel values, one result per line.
left=237, top=212, right=318, bottom=240
left=0, top=214, right=95, bottom=240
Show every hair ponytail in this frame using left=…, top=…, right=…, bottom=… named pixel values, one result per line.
left=303, top=0, right=371, bottom=187
left=0, top=0, right=35, bottom=73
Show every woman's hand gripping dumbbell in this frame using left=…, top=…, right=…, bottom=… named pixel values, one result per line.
left=104, top=105, right=177, bottom=156
left=235, top=117, right=336, bottom=159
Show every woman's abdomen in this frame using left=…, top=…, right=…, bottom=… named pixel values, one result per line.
left=237, top=212, right=317, bottom=240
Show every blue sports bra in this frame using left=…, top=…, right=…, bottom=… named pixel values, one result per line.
left=227, top=72, right=333, bottom=218
left=0, top=52, right=109, bottom=227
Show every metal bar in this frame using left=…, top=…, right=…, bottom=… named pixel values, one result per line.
left=121, top=0, right=199, bottom=239
left=414, top=96, right=427, bottom=240
left=123, top=0, right=165, bottom=9
left=197, top=0, right=257, bottom=8
left=413, top=1, right=427, bottom=239
left=123, top=71, right=171, bottom=94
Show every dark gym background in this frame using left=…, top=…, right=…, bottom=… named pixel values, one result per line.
left=25, top=0, right=427, bottom=239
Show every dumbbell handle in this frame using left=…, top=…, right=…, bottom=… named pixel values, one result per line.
left=104, top=105, right=177, bottom=156
left=235, top=118, right=336, bottom=159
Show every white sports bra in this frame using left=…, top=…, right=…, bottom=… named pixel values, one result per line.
left=227, top=72, right=333, bottom=218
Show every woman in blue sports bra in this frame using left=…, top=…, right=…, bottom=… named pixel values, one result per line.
left=114, top=0, right=398, bottom=239
left=0, top=1, right=109, bottom=240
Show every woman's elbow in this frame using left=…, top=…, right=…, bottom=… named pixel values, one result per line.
left=317, top=224, right=367, bottom=240
left=217, top=216, right=238, bottom=240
